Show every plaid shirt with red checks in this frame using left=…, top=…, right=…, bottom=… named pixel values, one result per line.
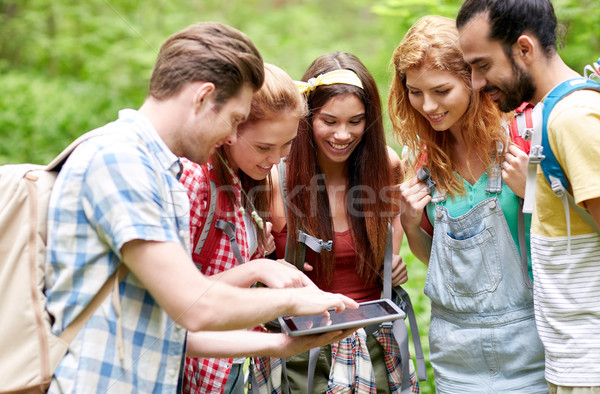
left=179, top=158, right=250, bottom=394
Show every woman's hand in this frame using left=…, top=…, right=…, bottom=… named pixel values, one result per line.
left=391, top=254, right=408, bottom=286
left=502, top=143, right=529, bottom=198
left=398, top=175, right=432, bottom=233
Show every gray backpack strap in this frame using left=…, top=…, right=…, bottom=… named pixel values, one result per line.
left=306, top=347, right=321, bottom=394
left=193, top=177, right=245, bottom=268
left=392, top=286, right=427, bottom=384
left=379, top=226, right=411, bottom=390
left=381, top=224, right=427, bottom=386
left=485, top=143, right=504, bottom=194
left=215, top=219, right=244, bottom=265
left=279, top=159, right=332, bottom=269
left=193, top=179, right=218, bottom=265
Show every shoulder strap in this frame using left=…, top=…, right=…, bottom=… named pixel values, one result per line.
left=192, top=167, right=244, bottom=267
left=509, top=102, right=533, bottom=154
left=193, top=176, right=218, bottom=258
left=380, top=225, right=427, bottom=386
left=539, top=78, right=600, bottom=237
left=46, top=127, right=107, bottom=172
left=279, top=159, right=332, bottom=269
left=278, top=159, right=300, bottom=267
left=59, top=264, right=128, bottom=344
left=540, top=78, right=600, bottom=192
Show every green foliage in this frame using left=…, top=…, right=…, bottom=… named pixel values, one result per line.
left=1, top=1, right=599, bottom=391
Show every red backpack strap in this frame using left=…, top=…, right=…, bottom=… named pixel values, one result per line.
left=509, top=102, right=533, bottom=154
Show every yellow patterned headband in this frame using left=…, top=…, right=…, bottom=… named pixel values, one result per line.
left=295, top=69, right=364, bottom=96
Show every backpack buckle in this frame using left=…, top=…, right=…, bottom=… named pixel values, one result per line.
left=379, top=320, right=394, bottom=329
left=550, top=177, right=566, bottom=197
left=298, top=231, right=333, bottom=253
left=522, top=127, right=533, bottom=141
left=529, top=145, right=545, bottom=164
left=417, top=167, right=437, bottom=192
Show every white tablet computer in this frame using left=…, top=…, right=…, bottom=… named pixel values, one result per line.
left=278, top=298, right=405, bottom=337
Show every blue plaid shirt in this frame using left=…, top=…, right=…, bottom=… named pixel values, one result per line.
left=45, top=109, right=191, bottom=393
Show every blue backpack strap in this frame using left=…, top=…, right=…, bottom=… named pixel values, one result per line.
left=539, top=78, right=600, bottom=245
left=540, top=78, right=600, bottom=191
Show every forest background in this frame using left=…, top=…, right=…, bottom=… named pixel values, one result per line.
left=1, top=0, right=599, bottom=392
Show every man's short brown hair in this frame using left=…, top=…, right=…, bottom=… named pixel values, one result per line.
left=149, top=22, right=264, bottom=106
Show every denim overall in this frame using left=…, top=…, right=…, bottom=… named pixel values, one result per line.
left=424, top=162, right=547, bottom=393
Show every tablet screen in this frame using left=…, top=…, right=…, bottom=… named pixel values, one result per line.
left=278, top=299, right=405, bottom=336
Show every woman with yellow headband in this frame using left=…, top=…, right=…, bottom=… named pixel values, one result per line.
left=253, top=52, right=420, bottom=393
left=389, top=16, right=545, bottom=392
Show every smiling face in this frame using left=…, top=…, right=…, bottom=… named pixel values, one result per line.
left=182, top=84, right=253, bottom=165
left=459, top=14, right=536, bottom=112
left=312, top=94, right=366, bottom=167
left=226, top=113, right=298, bottom=180
left=405, top=67, right=471, bottom=135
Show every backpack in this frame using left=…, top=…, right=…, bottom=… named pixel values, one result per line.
left=507, top=101, right=534, bottom=154
left=0, top=129, right=127, bottom=393
left=272, top=158, right=427, bottom=393
left=514, top=58, right=600, bottom=243
left=190, top=163, right=245, bottom=270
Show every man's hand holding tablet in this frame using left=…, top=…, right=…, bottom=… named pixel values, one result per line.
left=278, top=299, right=406, bottom=337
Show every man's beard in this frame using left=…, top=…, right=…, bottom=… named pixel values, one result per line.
left=486, top=60, right=536, bottom=113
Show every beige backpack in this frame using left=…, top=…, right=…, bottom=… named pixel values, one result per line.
left=0, top=129, right=127, bottom=393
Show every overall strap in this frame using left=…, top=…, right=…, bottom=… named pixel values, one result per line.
left=485, top=143, right=504, bottom=194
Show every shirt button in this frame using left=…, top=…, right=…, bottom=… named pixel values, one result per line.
left=179, top=230, right=185, bottom=238
left=169, top=369, right=176, bottom=377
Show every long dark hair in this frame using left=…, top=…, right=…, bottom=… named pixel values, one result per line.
left=212, top=63, right=307, bottom=252
left=286, top=52, right=393, bottom=285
